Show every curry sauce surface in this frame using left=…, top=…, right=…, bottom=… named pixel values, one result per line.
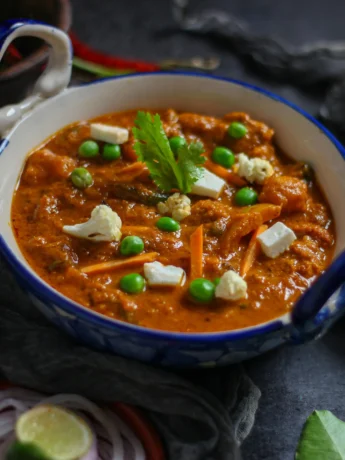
left=11, top=109, right=335, bottom=332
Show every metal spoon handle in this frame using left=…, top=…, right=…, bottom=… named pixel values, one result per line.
left=160, top=57, right=221, bottom=71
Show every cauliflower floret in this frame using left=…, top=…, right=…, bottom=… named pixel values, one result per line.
left=63, top=205, right=122, bottom=242
left=157, top=193, right=191, bottom=221
left=215, top=270, right=247, bottom=301
left=237, top=153, right=274, bottom=184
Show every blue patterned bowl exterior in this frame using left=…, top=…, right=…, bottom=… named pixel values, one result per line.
left=1, top=20, right=345, bottom=367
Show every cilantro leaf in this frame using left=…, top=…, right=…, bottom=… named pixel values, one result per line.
left=132, top=111, right=205, bottom=193
left=176, top=141, right=206, bottom=193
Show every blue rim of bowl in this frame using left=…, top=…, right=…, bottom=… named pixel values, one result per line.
left=1, top=71, right=345, bottom=343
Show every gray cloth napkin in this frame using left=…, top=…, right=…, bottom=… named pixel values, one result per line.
left=0, top=257, right=260, bottom=460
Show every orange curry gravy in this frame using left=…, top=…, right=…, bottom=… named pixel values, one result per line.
left=11, top=109, right=335, bottom=332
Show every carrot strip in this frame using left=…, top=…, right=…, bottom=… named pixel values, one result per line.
left=115, top=162, right=150, bottom=181
left=122, top=226, right=158, bottom=239
left=190, top=225, right=204, bottom=279
left=222, top=204, right=280, bottom=252
left=117, top=161, right=146, bottom=174
left=205, top=160, right=246, bottom=187
left=81, top=252, right=158, bottom=275
left=238, top=203, right=282, bottom=222
left=240, top=225, right=268, bottom=277
left=122, top=225, right=152, bottom=233
left=118, top=162, right=146, bottom=175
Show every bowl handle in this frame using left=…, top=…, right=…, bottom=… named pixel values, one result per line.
left=291, top=250, right=345, bottom=341
left=0, top=19, right=72, bottom=136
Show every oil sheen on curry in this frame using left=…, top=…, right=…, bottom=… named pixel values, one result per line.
left=11, top=109, right=335, bottom=333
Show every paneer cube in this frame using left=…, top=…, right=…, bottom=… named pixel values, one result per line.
left=191, top=168, right=226, bottom=199
left=257, top=221, right=296, bottom=258
left=144, top=261, right=186, bottom=287
left=90, top=123, right=129, bottom=144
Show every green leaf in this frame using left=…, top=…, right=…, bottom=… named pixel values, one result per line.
left=72, top=57, right=133, bottom=77
left=176, top=141, right=206, bottom=193
left=296, top=410, right=345, bottom=460
left=6, top=441, right=50, bottom=460
left=132, top=111, right=205, bottom=193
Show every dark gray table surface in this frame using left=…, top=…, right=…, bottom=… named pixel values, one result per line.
left=73, top=0, right=345, bottom=458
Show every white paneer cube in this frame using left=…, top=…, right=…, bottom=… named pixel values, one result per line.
left=215, top=270, right=247, bottom=301
left=191, top=168, right=226, bottom=199
left=257, top=222, right=296, bottom=258
left=90, top=123, right=129, bottom=144
left=63, top=205, right=122, bottom=242
left=144, top=261, right=186, bottom=287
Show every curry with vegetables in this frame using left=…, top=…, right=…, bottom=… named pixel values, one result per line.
left=11, top=109, right=335, bottom=332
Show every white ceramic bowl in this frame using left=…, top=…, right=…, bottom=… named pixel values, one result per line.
left=1, top=21, right=345, bottom=367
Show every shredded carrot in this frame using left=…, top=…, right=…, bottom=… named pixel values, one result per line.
left=240, top=225, right=268, bottom=277
left=238, top=203, right=282, bottom=222
left=205, top=160, right=246, bottom=187
left=122, top=226, right=158, bottom=238
left=190, top=225, right=204, bottom=279
left=222, top=204, right=280, bottom=252
left=116, top=162, right=149, bottom=181
left=81, top=252, right=158, bottom=275
left=122, top=225, right=153, bottom=233
left=118, top=162, right=145, bottom=174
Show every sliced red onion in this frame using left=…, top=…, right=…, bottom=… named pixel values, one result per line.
left=0, top=388, right=44, bottom=404
left=80, top=436, right=98, bottom=460
left=0, top=425, right=14, bottom=443
left=0, top=389, right=146, bottom=460
left=0, top=398, right=29, bottom=413
left=104, top=409, right=145, bottom=460
left=0, top=412, right=15, bottom=429
left=0, top=434, right=15, bottom=458
left=41, top=394, right=125, bottom=460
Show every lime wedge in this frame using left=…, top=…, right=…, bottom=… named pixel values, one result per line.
left=15, top=405, right=93, bottom=460
left=6, top=441, right=50, bottom=460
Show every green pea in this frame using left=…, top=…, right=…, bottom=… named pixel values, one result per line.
left=235, top=187, right=258, bottom=206
left=189, top=278, right=215, bottom=303
left=102, top=143, right=121, bottom=161
left=78, top=140, right=99, bottom=158
left=120, top=273, right=146, bottom=294
left=156, top=217, right=180, bottom=232
left=70, top=167, right=93, bottom=189
left=169, top=136, right=186, bottom=155
left=213, top=277, right=221, bottom=287
left=120, top=236, right=144, bottom=256
left=212, top=146, right=235, bottom=168
left=228, top=122, right=248, bottom=139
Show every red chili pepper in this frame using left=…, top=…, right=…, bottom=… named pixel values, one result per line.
left=4, top=44, right=22, bottom=65
left=69, top=32, right=159, bottom=73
